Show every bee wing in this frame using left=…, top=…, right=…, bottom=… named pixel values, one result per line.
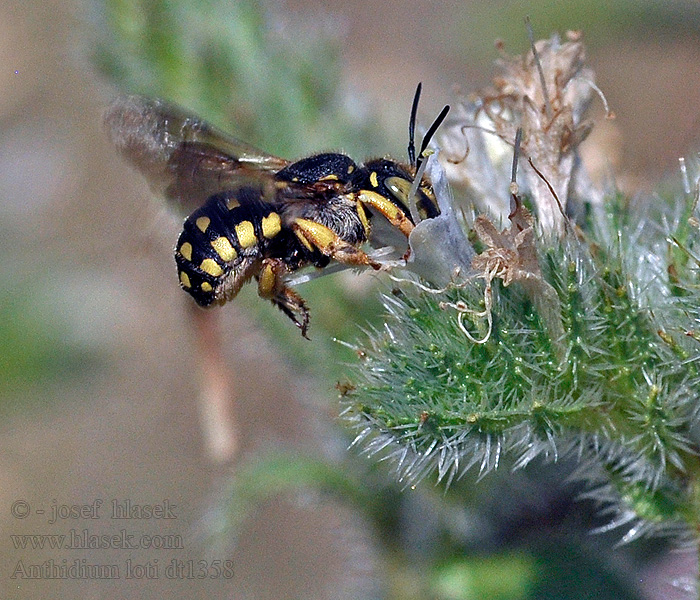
left=104, top=95, right=290, bottom=215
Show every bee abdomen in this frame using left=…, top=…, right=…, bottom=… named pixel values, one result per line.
left=175, top=188, right=283, bottom=306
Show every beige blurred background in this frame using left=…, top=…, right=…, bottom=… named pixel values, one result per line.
left=2, top=0, right=700, bottom=598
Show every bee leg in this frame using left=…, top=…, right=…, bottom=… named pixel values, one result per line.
left=257, top=258, right=311, bottom=338
left=357, top=190, right=414, bottom=237
left=292, top=218, right=382, bottom=270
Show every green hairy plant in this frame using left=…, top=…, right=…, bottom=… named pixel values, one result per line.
left=343, top=32, right=700, bottom=554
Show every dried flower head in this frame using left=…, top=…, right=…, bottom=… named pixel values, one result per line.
left=440, top=31, right=606, bottom=235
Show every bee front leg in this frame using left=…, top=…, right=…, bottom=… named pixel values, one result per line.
left=292, top=218, right=383, bottom=270
left=357, top=190, right=414, bottom=237
left=257, top=258, right=311, bottom=339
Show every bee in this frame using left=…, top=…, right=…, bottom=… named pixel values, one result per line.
left=104, top=84, right=449, bottom=337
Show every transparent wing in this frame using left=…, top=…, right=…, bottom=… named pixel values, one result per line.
left=104, top=95, right=290, bottom=215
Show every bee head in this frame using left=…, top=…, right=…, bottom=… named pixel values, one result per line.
left=362, top=83, right=449, bottom=225
left=361, top=158, right=439, bottom=223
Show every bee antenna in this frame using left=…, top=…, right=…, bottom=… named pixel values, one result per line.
left=416, top=103, right=450, bottom=170
left=408, top=82, right=422, bottom=167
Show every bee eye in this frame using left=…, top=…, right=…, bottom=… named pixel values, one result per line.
left=385, top=175, right=440, bottom=221
left=385, top=176, right=413, bottom=204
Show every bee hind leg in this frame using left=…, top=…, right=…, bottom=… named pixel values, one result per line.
left=273, top=293, right=310, bottom=339
left=257, top=258, right=311, bottom=339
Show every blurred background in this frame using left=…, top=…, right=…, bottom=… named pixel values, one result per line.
left=3, top=0, right=700, bottom=598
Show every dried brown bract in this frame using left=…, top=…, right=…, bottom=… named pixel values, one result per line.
left=472, top=199, right=565, bottom=353
left=472, top=199, right=539, bottom=287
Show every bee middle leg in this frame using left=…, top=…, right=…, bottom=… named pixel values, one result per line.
left=257, top=258, right=311, bottom=339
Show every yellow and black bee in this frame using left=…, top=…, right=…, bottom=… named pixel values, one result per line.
left=104, top=85, right=448, bottom=337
